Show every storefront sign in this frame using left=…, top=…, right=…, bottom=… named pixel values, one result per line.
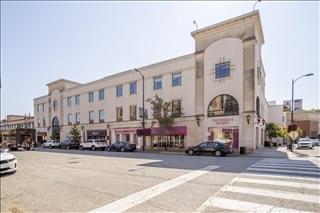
left=212, top=118, right=234, bottom=125
left=114, top=128, right=138, bottom=134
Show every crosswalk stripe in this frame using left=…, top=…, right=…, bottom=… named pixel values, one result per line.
left=258, top=160, right=315, bottom=165
left=221, top=185, right=320, bottom=203
left=89, top=165, right=219, bottom=213
left=236, top=177, right=320, bottom=190
left=247, top=167, right=320, bottom=176
left=251, top=165, right=320, bottom=171
left=254, top=162, right=319, bottom=168
left=199, top=197, right=313, bottom=213
left=241, top=173, right=320, bottom=182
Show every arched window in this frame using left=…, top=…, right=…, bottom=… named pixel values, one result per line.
left=256, top=97, right=260, bottom=117
left=208, top=94, right=239, bottom=117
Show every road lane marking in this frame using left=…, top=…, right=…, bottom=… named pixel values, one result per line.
left=251, top=165, right=320, bottom=171
left=198, top=197, right=313, bottom=213
left=221, top=185, right=319, bottom=203
left=236, top=177, right=320, bottom=190
left=89, top=165, right=219, bottom=213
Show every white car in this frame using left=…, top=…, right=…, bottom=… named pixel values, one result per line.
left=42, top=140, right=60, bottom=149
left=297, top=138, right=313, bottom=149
left=79, top=139, right=108, bottom=151
left=310, top=138, right=320, bottom=146
left=0, top=149, right=18, bottom=174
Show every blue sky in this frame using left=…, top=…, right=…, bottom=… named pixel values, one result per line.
left=1, top=1, right=319, bottom=118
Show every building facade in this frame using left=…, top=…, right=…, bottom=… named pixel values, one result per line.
left=0, top=115, right=35, bottom=148
left=285, top=110, right=320, bottom=138
left=34, top=11, right=268, bottom=153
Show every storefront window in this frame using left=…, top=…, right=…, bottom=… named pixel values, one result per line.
left=207, top=94, right=239, bottom=117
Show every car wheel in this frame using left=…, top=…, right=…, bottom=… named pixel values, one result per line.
left=215, top=150, right=222, bottom=157
left=66, top=145, right=70, bottom=150
left=91, top=146, right=96, bottom=151
left=121, top=147, right=125, bottom=152
left=107, top=147, right=111, bottom=152
left=49, top=145, right=52, bottom=149
left=188, top=150, right=194, bottom=156
left=80, top=146, right=83, bottom=150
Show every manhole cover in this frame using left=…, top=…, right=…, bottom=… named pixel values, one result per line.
left=68, top=161, right=79, bottom=164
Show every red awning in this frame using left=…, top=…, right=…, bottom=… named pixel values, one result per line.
left=151, top=126, right=187, bottom=135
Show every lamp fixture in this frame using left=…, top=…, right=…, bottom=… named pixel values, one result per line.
left=246, top=115, right=251, bottom=124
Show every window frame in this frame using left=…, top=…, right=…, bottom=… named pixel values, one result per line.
left=172, top=72, right=182, bottom=87
left=99, top=109, right=105, bottom=123
left=215, top=62, right=231, bottom=79
left=129, top=81, right=137, bottom=95
left=172, top=100, right=182, bottom=117
left=130, top=105, right=137, bottom=121
left=89, top=111, right=94, bottom=123
left=75, top=95, right=80, bottom=105
left=67, top=113, right=73, bottom=125
left=116, top=85, right=123, bottom=97
left=207, top=94, right=239, bottom=117
left=88, top=91, right=94, bottom=102
left=99, top=89, right=105, bottom=101
left=153, top=76, right=162, bottom=90
left=67, top=96, right=72, bottom=107
left=75, top=112, right=80, bottom=124
left=116, top=107, right=123, bottom=122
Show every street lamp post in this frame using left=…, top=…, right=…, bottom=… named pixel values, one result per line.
left=134, top=68, right=145, bottom=152
left=290, top=73, right=314, bottom=151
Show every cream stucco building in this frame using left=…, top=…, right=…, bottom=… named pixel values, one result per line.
left=34, top=11, right=269, bottom=153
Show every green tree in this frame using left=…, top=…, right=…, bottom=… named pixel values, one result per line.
left=266, top=123, right=285, bottom=140
left=147, top=95, right=179, bottom=149
left=69, top=125, right=81, bottom=142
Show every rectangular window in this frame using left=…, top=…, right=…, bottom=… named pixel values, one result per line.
left=130, top=81, right=137, bottom=95
left=116, top=107, right=123, bottom=122
left=53, top=100, right=59, bottom=111
left=116, top=85, right=123, bottom=97
left=215, top=62, right=230, bottom=79
left=99, top=89, right=105, bottom=100
left=76, top=112, right=80, bottom=124
left=89, top=91, right=94, bottom=102
left=172, top=100, right=182, bottom=117
left=99, top=110, right=105, bottom=123
left=130, top=105, right=137, bottom=121
left=172, top=72, right=182, bottom=87
left=67, top=96, right=72, bottom=107
left=75, top=95, right=80, bottom=105
left=89, top=111, right=94, bottom=123
left=43, top=118, right=46, bottom=127
left=42, top=103, right=45, bottom=112
left=37, top=105, right=40, bottom=112
left=68, top=113, right=73, bottom=125
left=153, top=76, right=162, bottom=90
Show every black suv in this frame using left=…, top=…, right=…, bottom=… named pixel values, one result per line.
left=60, top=139, right=80, bottom=150
left=106, top=141, right=136, bottom=152
left=185, top=141, right=233, bottom=157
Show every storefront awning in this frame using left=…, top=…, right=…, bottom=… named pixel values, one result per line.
left=136, top=126, right=187, bottom=136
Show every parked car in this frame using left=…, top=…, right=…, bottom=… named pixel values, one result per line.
left=42, top=140, right=60, bottom=149
left=80, top=139, right=108, bottom=151
left=0, top=149, right=18, bottom=174
left=310, top=138, right=320, bottom=147
left=60, top=139, right=80, bottom=150
left=185, top=141, right=233, bottom=157
left=106, top=141, right=136, bottom=152
left=297, top=138, right=313, bottom=149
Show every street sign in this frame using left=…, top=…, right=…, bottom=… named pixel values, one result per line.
left=289, top=131, right=298, bottom=140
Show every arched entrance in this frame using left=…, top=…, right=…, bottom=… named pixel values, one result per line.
left=52, top=117, right=60, bottom=140
left=207, top=94, right=240, bottom=150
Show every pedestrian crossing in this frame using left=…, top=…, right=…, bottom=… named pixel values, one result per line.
left=197, top=158, right=320, bottom=213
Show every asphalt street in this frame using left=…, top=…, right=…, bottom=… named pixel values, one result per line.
left=1, top=147, right=319, bottom=212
